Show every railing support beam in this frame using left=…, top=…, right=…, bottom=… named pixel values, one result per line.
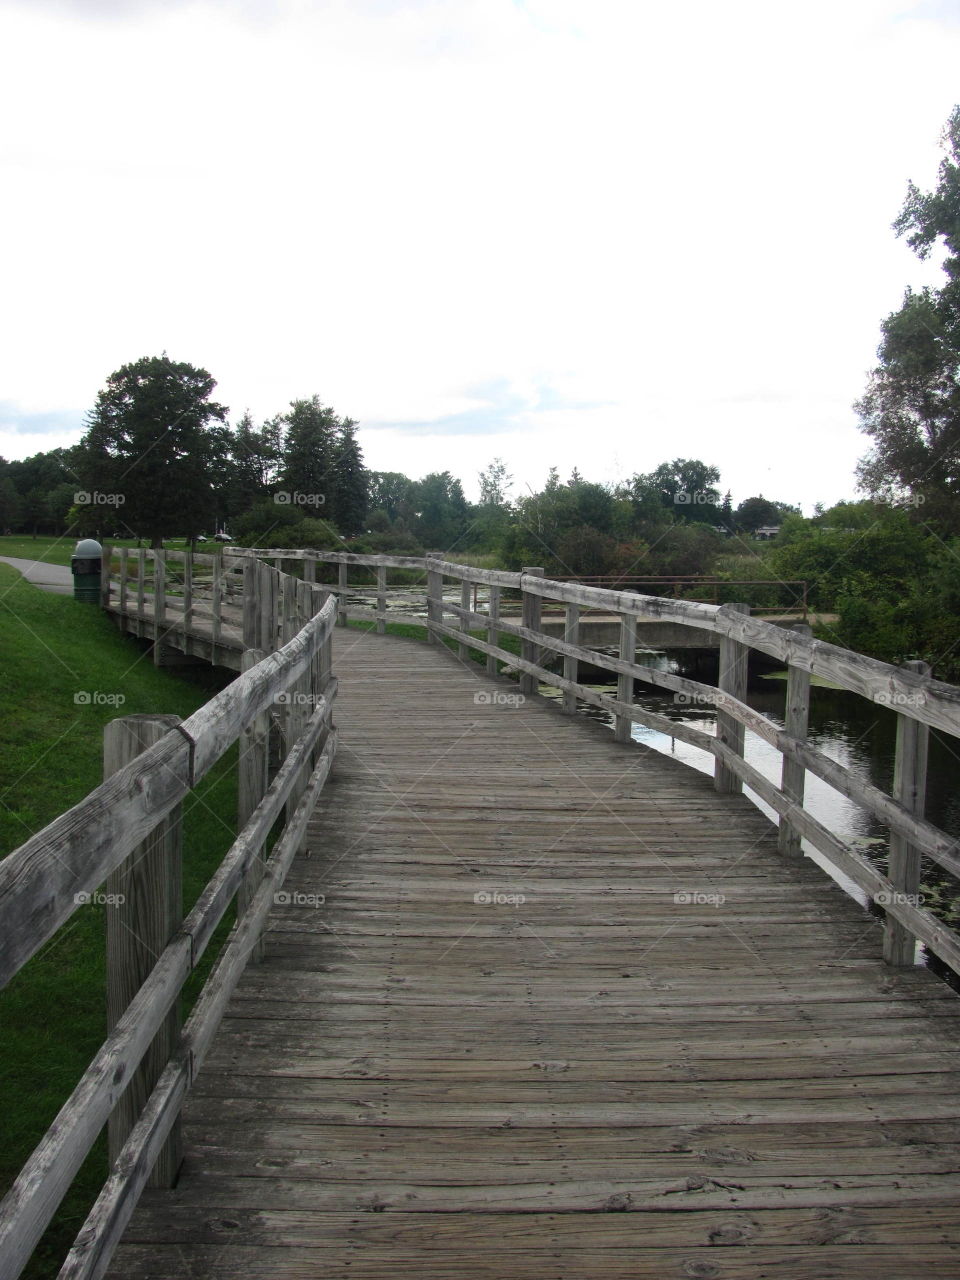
left=104, top=714, right=184, bottom=1188
left=778, top=623, right=812, bottom=856
left=884, top=659, right=931, bottom=967
left=519, top=568, right=544, bottom=697
left=714, top=603, right=750, bottom=794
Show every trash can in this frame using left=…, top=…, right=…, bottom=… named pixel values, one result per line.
left=71, top=538, right=103, bottom=603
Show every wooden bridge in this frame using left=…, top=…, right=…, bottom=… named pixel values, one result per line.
left=2, top=550, right=960, bottom=1278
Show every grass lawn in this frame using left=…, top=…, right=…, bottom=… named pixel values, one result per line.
left=0, top=535, right=224, bottom=569
left=0, top=564, right=240, bottom=1279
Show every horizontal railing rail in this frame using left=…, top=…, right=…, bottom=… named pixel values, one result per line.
left=0, top=557, right=337, bottom=1280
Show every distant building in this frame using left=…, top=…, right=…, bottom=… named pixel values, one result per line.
left=753, top=525, right=781, bottom=540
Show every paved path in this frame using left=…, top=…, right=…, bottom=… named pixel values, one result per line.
left=0, top=555, right=73, bottom=595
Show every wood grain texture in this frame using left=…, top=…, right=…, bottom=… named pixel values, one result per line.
left=103, top=628, right=960, bottom=1280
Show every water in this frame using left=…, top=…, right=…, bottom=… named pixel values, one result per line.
left=539, top=648, right=960, bottom=975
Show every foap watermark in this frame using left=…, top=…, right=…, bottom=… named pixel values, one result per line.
left=674, top=490, right=713, bottom=506
left=74, top=691, right=126, bottom=707
left=275, top=690, right=325, bottom=708
left=875, top=690, right=926, bottom=709
left=273, top=890, right=325, bottom=907
left=673, top=690, right=723, bottom=708
left=474, top=690, right=526, bottom=708
left=674, top=890, right=726, bottom=907
left=73, top=490, right=125, bottom=506
left=875, top=890, right=925, bottom=908
left=474, top=890, right=526, bottom=907
left=74, top=890, right=125, bottom=907
left=274, top=491, right=325, bottom=507
left=876, top=491, right=925, bottom=509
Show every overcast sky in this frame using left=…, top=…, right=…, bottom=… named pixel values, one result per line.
left=1, top=0, right=958, bottom=510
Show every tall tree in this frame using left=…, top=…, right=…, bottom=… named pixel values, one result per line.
left=74, top=355, right=227, bottom=546
left=329, top=418, right=367, bottom=536
left=279, top=396, right=339, bottom=505
left=478, top=457, right=513, bottom=507
left=856, top=106, right=960, bottom=530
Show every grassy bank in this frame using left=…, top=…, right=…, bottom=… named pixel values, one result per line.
left=0, top=564, right=239, bottom=1278
left=0, top=535, right=222, bottom=568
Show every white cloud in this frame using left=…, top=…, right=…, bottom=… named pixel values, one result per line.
left=0, top=0, right=957, bottom=508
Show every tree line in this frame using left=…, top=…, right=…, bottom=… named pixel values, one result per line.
left=1, top=106, right=957, bottom=674
left=0, top=353, right=796, bottom=572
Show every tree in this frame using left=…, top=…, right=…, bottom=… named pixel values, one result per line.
left=223, top=411, right=282, bottom=518
left=735, top=495, right=780, bottom=532
left=279, top=397, right=368, bottom=536
left=478, top=457, right=513, bottom=507
left=367, top=472, right=414, bottom=523
left=74, top=355, right=227, bottom=546
left=411, top=472, right=468, bottom=549
left=279, top=396, right=338, bottom=505
left=856, top=107, right=960, bottom=530
left=634, top=458, right=722, bottom=522
left=329, top=418, right=367, bottom=536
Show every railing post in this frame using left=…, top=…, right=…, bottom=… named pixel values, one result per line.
left=883, top=659, right=931, bottom=967
left=377, top=564, right=387, bottom=636
left=118, top=547, right=128, bottom=614
left=459, top=576, right=471, bottom=660
left=103, top=714, right=183, bottom=1187
left=136, top=548, right=145, bottom=617
left=519, top=567, right=544, bottom=697
left=152, top=551, right=166, bottom=667
left=562, top=603, right=580, bottom=714
left=242, top=559, right=259, bottom=650
left=778, top=623, right=812, bottom=856
left=486, top=584, right=501, bottom=676
left=211, top=555, right=224, bottom=659
left=260, top=561, right=278, bottom=652
left=237, top=649, right=269, bottom=964
left=426, top=554, right=443, bottom=645
left=714, top=602, right=750, bottom=794
left=337, top=560, right=348, bottom=627
left=100, top=541, right=112, bottom=607
left=615, top=608, right=637, bottom=743
left=304, top=555, right=316, bottom=586
left=182, top=550, right=193, bottom=639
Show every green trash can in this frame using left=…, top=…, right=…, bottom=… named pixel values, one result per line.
left=71, top=538, right=103, bottom=603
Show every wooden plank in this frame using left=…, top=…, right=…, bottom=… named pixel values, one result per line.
left=518, top=567, right=543, bottom=697
left=237, top=649, right=269, bottom=965
left=377, top=565, right=388, bottom=636
left=614, top=610, right=636, bottom=743
left=562, top=602, right=579, bottom=714
left=714, top=601, right=749, bottom=794
left=104, top=715, right=184, bottom=1188
left=779, top=624, right=812, bottom=856
left=885, top=659, right=931, bottom=965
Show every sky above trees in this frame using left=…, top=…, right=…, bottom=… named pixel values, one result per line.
left=1, top=0, right=958, bottom=510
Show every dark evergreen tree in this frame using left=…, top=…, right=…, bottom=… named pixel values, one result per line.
left=329, top=418, right=367, bottom=536
left=74, top=355, right=227, bottom=546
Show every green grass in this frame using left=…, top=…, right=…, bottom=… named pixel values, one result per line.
left=0, top=564, right=240, bottom=1279
left=0, top=535, right=217, bottom=569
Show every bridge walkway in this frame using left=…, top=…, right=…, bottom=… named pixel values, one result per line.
left=105, top=629, right=960, bottom=1279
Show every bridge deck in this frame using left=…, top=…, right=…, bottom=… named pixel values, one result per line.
left=107, top=630, right=960, bottom=1278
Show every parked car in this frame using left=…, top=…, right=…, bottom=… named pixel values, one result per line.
left=214, top=531, right=233, bottom=542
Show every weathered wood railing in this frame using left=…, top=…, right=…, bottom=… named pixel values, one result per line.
left=230, top=549, right=960, bottom=977
left=0, top=560, right=337, bottom=1280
